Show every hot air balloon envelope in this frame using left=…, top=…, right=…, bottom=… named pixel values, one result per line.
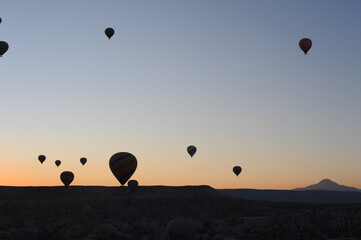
left=60, top=171, right=74, bottom=188
left=105, top=28, right=115, bottom=39
left=55, top=160, right=61, bottom=167
left=233, top=166, right=242, bottom=176
left=299, top=38, right=312, bottom=55
left=187, top=145, right=197, bottom=157
left=80, top=157, right=87, bottom=166
left=0, top=41, right=9, bottom=57
left=38, top=155, right=46, bottom=164
left=109, top=152, right=137, bottom=185
left=127, top=179, right=139, bottom=192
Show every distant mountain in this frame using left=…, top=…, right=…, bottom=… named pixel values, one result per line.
left=293, top=179, right=361, bottom=192
left=218, top=179, right=361, bottom=204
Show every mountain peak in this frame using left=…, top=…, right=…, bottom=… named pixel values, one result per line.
left=318, top=179, right=337, bottom=185
left=294, top=179, right=360, bottom=192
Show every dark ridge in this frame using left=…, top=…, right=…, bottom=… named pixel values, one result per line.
left=219, top=188, right=361, bottom=204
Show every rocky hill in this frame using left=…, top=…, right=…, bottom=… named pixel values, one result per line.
left=0, top=185, right=361, bottom=239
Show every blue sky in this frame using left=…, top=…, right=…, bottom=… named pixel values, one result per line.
left=1, top=1, right=361, bottom=188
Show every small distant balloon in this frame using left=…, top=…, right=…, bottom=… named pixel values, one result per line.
left=105, top=28, right=114, bottom=39
left=55, top=160, right=61, bottom=167
left=109, top=152, right=137, bottom=185
left=299, top=38, right=312, bottom=55
left=38, top=155, right=46, bottom=164
left=233, top=166, right=242, bottom=177
left=60, top=171, right=74, bottom=188
left=80, top=157, right=87, bottom=166
left=187, top=145, right=197, bottom=157
left=0, top=18, right=2, bottom=24
left=0, top=41, right=9, bottom=57
left=127, top=179, right=139, bottom=192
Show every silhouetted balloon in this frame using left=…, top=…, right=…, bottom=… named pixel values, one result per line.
left=38, top=155, right=46, bottom=164
left=60, top=171, right=74, bottom=188
left=299, top=38, right=312, bottom=55
left=166, top=219, right=196, bottom=240
left=0, top=18, right=2, bottom=24
left=105, top=28, right=114, bottom=39
left=187, top=145, right=197, bottom=157
left=233, top=166, right=242, bottom=176
left=127, top=179, right=138, bottom=192
left=109, top=152, right=137, bottom=185
left=80, top=157, right=87, bottom=166
left=55, top=160, right=61, bottom=167
left=0, top=41, right=9, bottom=57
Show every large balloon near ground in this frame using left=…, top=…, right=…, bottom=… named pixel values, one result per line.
left=187, top=145, right=197, bottom=157
left=165, top=219, right=196, bottom=240
left=38, top=155, right=46, bottom=164
left=299, top=38, right=312, bottom=55
left=80, top=157, right=87, bottom=166
left=60, top=171, right=74, bottom=188
left=105, top=28, right=114, bottom=39
left=127, top=179, right=139, bottom=192
left=109, top=152, right=137, bottom=185
left=55, top=160, right=61, bottom=167
left=0, top=41, right=9, bottom=57
left=233, top=166, right=242, bottom=176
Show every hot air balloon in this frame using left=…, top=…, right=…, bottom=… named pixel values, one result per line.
left=187, top=145, right=197, bottom=157
left=60, top=171, right=74, bottom=188
left=38, top=155, right=46, bottom=164
left=127, top=179, right=138, bottom=192
left=55, top=160, right=61, bottom=167
left=233, top=166, right=242, bottom=176
left=105, top=28, right=114, bottom=39
left=299, top=38, right=312, bottom=55
left=80, top=157, right=87, bottom=166
left=109, top=152, right=137, bottom=185
left=0, top=18, right=2, bottom=24
left=0, top=41, right=9, bottom=57
left=165, top=219, right=196, bottom=240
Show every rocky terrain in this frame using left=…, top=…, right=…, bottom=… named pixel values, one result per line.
left=0, top=185, right=361, bottom=240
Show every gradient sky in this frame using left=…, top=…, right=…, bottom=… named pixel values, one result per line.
left=1, top=1, right=361, bottom=189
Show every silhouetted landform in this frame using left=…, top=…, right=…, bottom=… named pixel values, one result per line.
left=219, top=179, right=361, bottom=205
left=219, top=189, right=361, bottom=204
left=294, top=179, right=361, bottom=192
left=1, top=185, right=361, bottom=239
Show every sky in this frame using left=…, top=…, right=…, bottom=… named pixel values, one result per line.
left=1, top=0, right=361, bottom=189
